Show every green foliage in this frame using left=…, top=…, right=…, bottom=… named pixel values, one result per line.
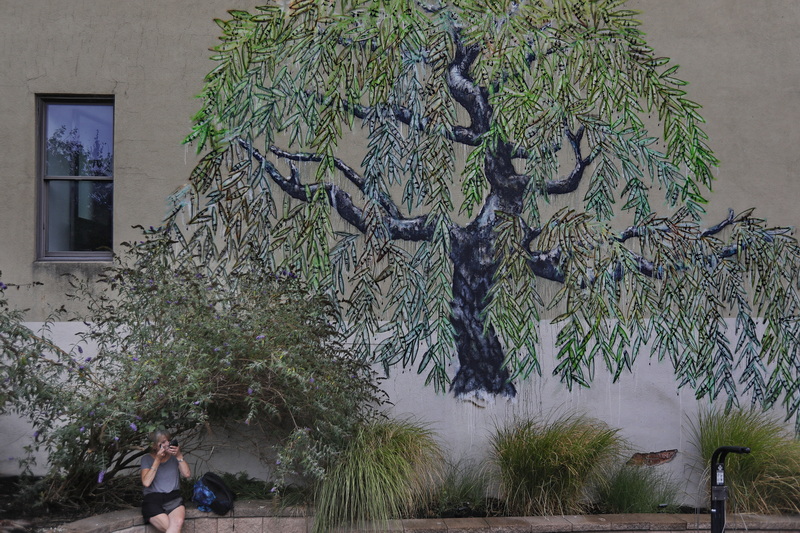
left=312, top=418, right=442, bottom=533
left=171, top=0, right=800, bottom=427
left=690, top=408, right=800, bottom=514
left=594, top=465, right=680, bottom=514
left=489, top=413, right=623, bottom=515
left=0, top=235, right=386, bottom=509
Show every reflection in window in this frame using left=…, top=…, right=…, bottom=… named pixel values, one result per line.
left=46, top=181, right=113, bottom=252
left=40, top=98, right=114, bottom=258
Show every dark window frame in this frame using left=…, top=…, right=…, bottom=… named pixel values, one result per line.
left=37, top=95, right=115, bottom=261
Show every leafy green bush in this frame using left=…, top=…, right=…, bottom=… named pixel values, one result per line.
left=312, top=418, right=442, bottom=533
left=594, top=465, right=680, bottom=514
left=690, top=408, right=800, bottom=514
left=489, top=413, right=623, bottom=516
left=0, top=234, right=386, bottom=510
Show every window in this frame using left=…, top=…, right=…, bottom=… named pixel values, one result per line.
left=38, top=96, right=114, bottom=260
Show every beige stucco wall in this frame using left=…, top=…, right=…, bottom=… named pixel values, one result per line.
left=0, top=0, right=262, bottom=317
left=631, top=0, right=800, bottom=227
left=1, top=0, right=799, bottom=504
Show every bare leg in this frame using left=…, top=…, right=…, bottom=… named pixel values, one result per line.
left=165, top=505, right=186, bottom=533
left=147, top=513, right=170, bottom=532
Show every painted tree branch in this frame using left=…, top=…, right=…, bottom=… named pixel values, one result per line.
left=350, top=102, right=482, bottom=147
left=524, top=208, right=792, bottom=285
left=543, top=125, right=598, bottom=195
left=236, top=138, right=434, bottom=242
left=445, top=39, right=491, bottom=138
left=266, top=144, right=405, bottom=220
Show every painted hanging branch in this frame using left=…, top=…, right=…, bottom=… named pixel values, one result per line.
left=168, top=0, right=800, bottom=428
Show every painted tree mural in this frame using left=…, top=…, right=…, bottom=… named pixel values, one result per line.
left=171, top=0, right=800, bottom=424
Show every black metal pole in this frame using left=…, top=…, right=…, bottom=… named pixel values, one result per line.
left=710, top=446, right=750, bottom=533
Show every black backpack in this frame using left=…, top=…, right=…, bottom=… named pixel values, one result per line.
left=192, top=472, right=235, bottom=515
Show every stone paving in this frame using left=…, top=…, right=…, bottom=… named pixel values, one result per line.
left=58, top=501, right=800, bottom=533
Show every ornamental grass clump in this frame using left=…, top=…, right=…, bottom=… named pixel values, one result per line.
left=312, top=418, right=442, bottom=533
left=594, top=464, right=680, bottom=514
left=414, top=458, right=494, bottom=518
left=490, top=413, right=623, bottom=516
left=690, top=408, right=800, bottom=514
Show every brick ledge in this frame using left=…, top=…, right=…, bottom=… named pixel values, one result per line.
left=59, top=501, right=800, bottom=533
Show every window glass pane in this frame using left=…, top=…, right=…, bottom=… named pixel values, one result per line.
left=45, top=103, right=113, bottom=177
left=46, top=180, right=113, bottom=252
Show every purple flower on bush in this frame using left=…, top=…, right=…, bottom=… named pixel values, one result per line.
left=97, top=470, right=105, bottom=484
left=0, top=282, right=7, bottom=290
left=308, top=377, right=315, bottom=384
left=247, top=388, right=253, bottom=395
left=79, top=427, right=85, bottom=433
left=77, top=346, right=83, bottom=354
left=256, top=334, right=265, bottom=340
left=129, top=423, right=138, bottom=431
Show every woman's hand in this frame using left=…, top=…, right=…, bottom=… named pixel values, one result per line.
left=155, top=442, right=169, bottom=462
left=168, top=443, right=180, bottom=457
left=171, top=444, right=191, bottom=478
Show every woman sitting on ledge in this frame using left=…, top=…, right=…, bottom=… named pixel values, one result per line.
left=140, top=430, right=191, bottom=533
